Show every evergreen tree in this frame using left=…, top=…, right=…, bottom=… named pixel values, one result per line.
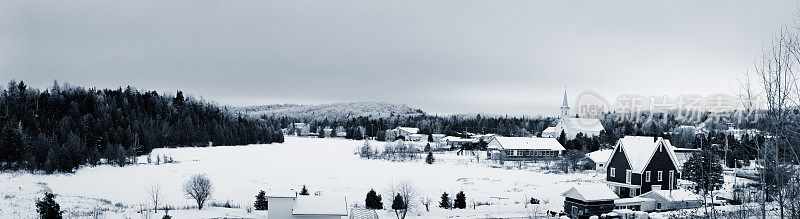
left=425, top=152, right=435, bottom=164
left=424, top=143, right=431, bottom=152
left=391, top=193, right=405, bottom=219
left=454, top=191, right=466, bottom=209
left=254, top=190, right=268, bottom=210
left=36, top=192, right=62, bottom=219
left=299, top=185, right=309, bottom=195
left=365, top=189, right=383, bottom=209
left=438, top=192, right=451, bottom=209
left=557, top=130, right=567, bottom=146
left=683, top=150, right=724, bottom=193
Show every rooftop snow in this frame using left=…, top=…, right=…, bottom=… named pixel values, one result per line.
left=586, top=149, right=613, bottom=164
left=489, top=137, right=566, bottom=151
left=292, top=195, right=348, bottom=216
left=567, top=118, right=604, bottom=132
left=397, top=127, right=419, bottom=134
left=561, top=184, right=619, bottom=201
left=643, top=189, right=702, bottom=202
left=613, top=136, right=680, bottom=173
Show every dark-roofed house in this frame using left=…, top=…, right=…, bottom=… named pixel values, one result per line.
left=605, top=136, right=682, bottom=198
left=562, top=184, right=619, bottom=218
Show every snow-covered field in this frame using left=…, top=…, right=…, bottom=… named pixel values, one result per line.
left=1, top=137, right=605, bottom=218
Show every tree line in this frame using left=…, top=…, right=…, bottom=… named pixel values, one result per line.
left=0, top=80, right=283, bottom=173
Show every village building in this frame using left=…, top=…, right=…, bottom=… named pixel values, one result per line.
left=408, top=133, right=429, bottom=142
left=387, top=127, right=420, bottom=140
left=585, top=149, right=614, bottom=172
left=605, top=136, right=682, bottom=198
left=542, top=91, right=605, bottom=139
left=267, top=191, right=348, bottom=219
left=613, top=196, right=657, bottom=212
left=292, top=123, right=310, bottom=136
left=442, top=136, right=478, bottom=150
left=639, top=189, right=702, bottom=211
left=561, top=184, right=619, bottom=218
left=670, top=146, right=700, bottom=171
left=487, top=136, right=565, bottom=160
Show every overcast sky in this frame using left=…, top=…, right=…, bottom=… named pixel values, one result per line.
left=2, top=0, right=798, bottom=116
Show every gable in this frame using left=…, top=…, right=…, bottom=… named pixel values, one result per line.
left=643, top=141, right=681, bottom=173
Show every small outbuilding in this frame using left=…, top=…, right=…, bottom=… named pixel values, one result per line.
left=267, top=191, right=348, bottom=219
left=614, top=196, right=657, bottom=212
left=639, top=189, right=702, bottom=211
left=561, top=184, right=619, bottom=218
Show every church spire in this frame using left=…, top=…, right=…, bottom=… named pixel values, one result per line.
left=560, top=89, right=570, bottom=118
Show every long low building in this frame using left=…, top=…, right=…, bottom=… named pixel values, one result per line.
left=487, top=136, right=565, bottom=160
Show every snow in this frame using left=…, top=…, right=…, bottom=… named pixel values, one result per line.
left=488, top=137, right=566, bottom=151
left=292, top=195, right=347, bottom=216
left=1, top=137, right=604, bottom=218
left=585, top=149, right=613, bottom=164
left=561, top=184, right=619, bottom=201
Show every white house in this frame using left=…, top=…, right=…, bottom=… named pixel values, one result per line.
left=543, top=91, right=605, bottom=139
left=442, top=136, right=477, bottom=150
left=585, top=149, right=613, bottom=172
left=267, top=191, right=348, bottom=219
left=487, top=136, right=565, bottom=160
left=388, top=127, right=419, bottom=140
left=639, top=189, right=702, bottom=211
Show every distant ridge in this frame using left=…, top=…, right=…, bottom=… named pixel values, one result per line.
left=233, top=101, right=425, bottom=120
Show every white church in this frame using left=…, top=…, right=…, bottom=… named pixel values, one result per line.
left=541, top=91, right=605, bottom=139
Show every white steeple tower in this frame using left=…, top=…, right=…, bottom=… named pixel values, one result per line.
left=560, top=89, right=570, bottom=118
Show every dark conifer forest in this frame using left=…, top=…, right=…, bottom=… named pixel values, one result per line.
left=0, top=80, right=283, bottom=173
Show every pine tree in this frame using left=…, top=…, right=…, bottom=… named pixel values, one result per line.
left=254, top=190, right=268, bottom=210
left=424, top=143, right=431, bottom=152
left=299, top=185, right=309, bottom=195
left=439, top=192, right=451, bottom=209
left=683, top=149, right=724, bottom=193
left=391, top=193, right=405, bottom=219
left=365, top=189, right=383, bottom=209
left=454, top=191, right=466, bottom=209
left=425, top=152, right=435, bottom=164
left=36, top=192, right=62, bottom=219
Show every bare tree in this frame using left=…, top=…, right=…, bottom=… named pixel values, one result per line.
left=183, top=173, right=214, bottom=210
left=388, top=179, right=418, bottom=219
left=421, top=195, right=431, bottom=212
left=145, top=183, right=163, bottom=213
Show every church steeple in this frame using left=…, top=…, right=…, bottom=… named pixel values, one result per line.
left=560, top=89, right=570, bottom=118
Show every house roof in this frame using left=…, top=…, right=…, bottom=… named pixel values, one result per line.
left=567, top=118, right=605, bottom=132
left=489, top=137, right=565, bottom=151
left=608, top=136, right=681, bottom=173
left=396, top=127, right=419, bottom=134
left=292, top=195, right=348, bottom=216
left=542, top=127, right=556, bottom=133
left=614, top=197, right=656, bottom=204
left=266, top=190, right=297, bottom=198
left=561, top=184, right=619, bottom=201
left=642, top=189, right=701, bottom=202
left=443, top=136, right=476, bottom=142
left=586, top=149, right=613, bottom=164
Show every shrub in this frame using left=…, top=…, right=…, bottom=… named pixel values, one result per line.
left=36, top=192, right=62, bottom=219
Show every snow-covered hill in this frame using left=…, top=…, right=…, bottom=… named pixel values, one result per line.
left=234, top=101, right=425, bottom=120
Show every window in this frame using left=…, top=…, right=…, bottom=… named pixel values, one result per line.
left=669, top=170, right=675, bottom=189
left=610, top=168, right=616, bottom=177
left=645, top=171, right=651, bottom=182
left=658, top=171, right=663, bottom=182
left=626, top=170, right=632, bottom=184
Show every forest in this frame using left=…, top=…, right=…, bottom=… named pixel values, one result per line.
left=0, top=80, right=284, bottom=173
